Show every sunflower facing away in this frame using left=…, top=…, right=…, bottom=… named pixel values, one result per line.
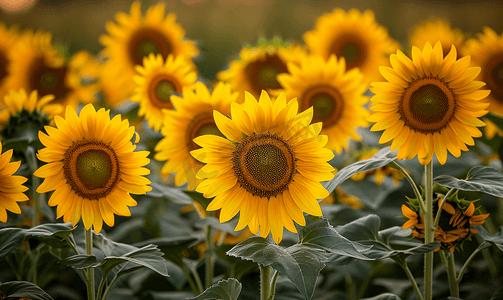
left=277, top=54, right=369, bottom=153
left=132, top=53, right=197, bottom=131
left=303, top=9, right=399, bottom=84
left=217, top=43, right=307, bottom=99
left=34, top=104, right=152, bottom=233
left=191, top=91, right=335, bottom=243
left=0, top=143, right=28, bottom=223
left=100, top=1, right=199, bottom=98
left=409, top=19, right=465, bottom=58
left=367, top=42, right=490, bottom=165
left=155, top=81, right=238, bottom=190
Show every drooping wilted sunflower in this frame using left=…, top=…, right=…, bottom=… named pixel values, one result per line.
left=155, top=81, right=238, bottom=190
left=409, top=19, right=465, bottom=58
left=0, top=22, right=19, bottom=103
left=368, top=42, right=490, bottom=165
left=303, top=8, right=399, bottom=84
left=34, top=104, right=152, bottom=233
left=191, top=91, right=335, bottom=243
left=277, top=54, right=369, bottom=153
left=217, top=42, right=307, bottom=99
left=0, top=143, right=28, bottom=223
left=132, top=53, right=197, bottom=131
left=0, top=89, right=62, bottom=141
left=100, top=1, right=199, bottom=98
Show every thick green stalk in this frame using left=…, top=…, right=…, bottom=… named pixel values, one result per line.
left=205, top=225, right=215, bottom=288
left=424, top=162, right=434, bottom=300
left=86, top=229, right=95, bottom=300
left=260, top=265, right=271, bottom=300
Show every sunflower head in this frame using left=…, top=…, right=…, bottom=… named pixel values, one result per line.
left=0, top=89, right=62, bottom=144
left=402, top=190, right=489, bottom=252
left=303, top=8, right=400, bottom=84
left=368, top=41, right=490, bottom=165
left=320, top=187, right=363, bottom=209
left=0, top=22, right=19, bottom=102
left=132, top=53, right=198, bottom=131
left=191, top=91, right=334, bottom=243
left=34, top=104, right=152, bottom=233
left=277, top=54, right=369, bottom=153
left=0, top=142, right=29, bottom=223
left=409, top=18, right=465, bottom=58
left=351, top=149, right=405, bottom=186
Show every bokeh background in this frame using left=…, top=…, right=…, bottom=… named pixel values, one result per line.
left=1, top=0, right=502, bottom=81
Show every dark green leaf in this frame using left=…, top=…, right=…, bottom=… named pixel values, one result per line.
left=361, top=293, right=402, bottom=300
left=59, top=254, right=100, bottom=269
left=0, top=228, right=25, bottom=261
left=476, top=226, right=503, bottom=252
left=134, top=236, right=200, bottom=267
left=322, top=146, right=397, bottom=194
left=0, top=281, right=54, bottom=300
left=491, top=286, right=503, bottom=300
left=185, top=190, right=213, bottom=210
left=149, top=182, right=194, bottom=205
left=189, top=278, right=242, bottom=300
left=340, top=178, right=401, bottom=210
left=25, top=223, right=76, bottom=240
left=434, top=166, right=503, bottom=198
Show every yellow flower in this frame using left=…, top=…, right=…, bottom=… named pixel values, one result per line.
left=277, top=54, right=369, bottom=153
left=409, top=19, right=465, bottom=57
left=0, top=22, right=19, bottom=103
left=0, top=142, right=28, bottom=223
left=351, top=149, right=405, bottom=186
left=155, top=82, right=237, bottom=190
left=100, top=1, right=198, bottom=98
left=303, top=8, right=399, bottom=84
left=217, top=43, right=307, bottom=99
left=191, top=91, right=335, bottom=243
left=132, top=53, right=197, bottom=131
left=34, top=104, right=152, bottom=233
left=320, top=187, right=363, bottom=209
left=99, top=60, right=132, bottom=108
left=368, top=42, right=490, bottom=165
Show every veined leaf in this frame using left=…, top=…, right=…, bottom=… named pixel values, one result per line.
left=476, top=225, right=503, bottom=253
left=0, top=281, right=54, bottom=300
left=59, top=254, right=100, bottom=269
left=434, top=166, right=503, bottom=198
left=189, top=278, right=242, bottom=300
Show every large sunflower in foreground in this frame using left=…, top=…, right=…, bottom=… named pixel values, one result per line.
left=368, top=42, right=490, bottom=165
left=0, top=22, right=19, bottom=103
left=100, top=1, right=199, bottom=98
left=409, top=19, right=465, bottom=58
left=303, top=9, right=399, bottom=84
left=191, top=91, right=335, bottom=243
left=277, top=54, right=369, bottom=153
left=34, top=104, right=152, bottom=233
left=132, top=53, right=197, bottom=131
left=0, top=143, right=28, bottom=223
left=155, top=81, right=238, bottom=190
left=217, top=43, right=307, bottom=99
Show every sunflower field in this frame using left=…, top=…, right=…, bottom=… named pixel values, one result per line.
left=1, top=1, right=503, bottom=299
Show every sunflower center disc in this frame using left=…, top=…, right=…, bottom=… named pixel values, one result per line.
left=148, top=74, right=181, bottom=109
left=29, top=57, right=70, bottom=100
left=187, top=112, right=224, bottom=151
left=301, top=85, right=344, bottom=127
left=64, top=140, right=120, bottom=200
left=155, top=80, right=176, bottom=102
left=483, top=55, right=503, bottom=102
left=128, top=28, right=173, bottom=66
left=400, top=78, right=455, bottom=133
left=330, top=33, right=367, bottom=70
left=0, top=50, right=8, bottom=80
left=245, top=54, right=288, bottom=95
left=233, top=132, right=295, bottom=198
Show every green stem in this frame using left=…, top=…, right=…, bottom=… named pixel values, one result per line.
left=457, top=246, right=482, bottom=284
left=86, top=229, right=95, bottom=300
left=440, top=250, right=460, bottom=298
left=96, top=278, right=106, bottom=300
left=32, top=174, right=40, bottom=227
left=394, top=258, right=424, bottom=300
left=205, top=225, right=215, bottom=289
left=433, top=188, right=455, bottom=231
left=191, top=264, right=204, bottom=295
left=344, top=275, right=357, bottom=300
left=260, top=265, right=271, bottom=300
left=268, top=270, right=279, bottom=300
left=423, top=161, right=434, bottom=300
left=181, top=266, right=200, bottom=296
left=391, top=161, right=426, bottom=214
left=101, top=274, right=119, bottom=300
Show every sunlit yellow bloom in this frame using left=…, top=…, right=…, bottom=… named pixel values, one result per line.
left=0, top=22, right=19, bottom=103
left=99, top=61, right=131, bottom=108
left=191, top=91, right=335, bottom=243
left=368, top=42, right=490, bottom=165
left=132, top=53, right=197, bottom=131
left=0, top=143, right=28, bottom=223
left=409, top=19, right=465, bottom=57
left=155, top=82, right=237, bottom=190
left=34, top=104, right=152, bottom=233
left=351, top=149, right=405, bottom=186
left=217, top=43, right=307, bottom=99
left=303, top=8, right=399, bottom=84
left=277, top=54, right=369, bottom=152
left=100, top=1, right=198, bottom=98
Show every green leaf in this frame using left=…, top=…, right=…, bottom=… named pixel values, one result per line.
left=227, top=237, right=325, bottom=300
left=361, top=293, right=402, bottom=300
left=135, top=236, right=200, bottom=268
left=434, top=166, right=503, bottom=198
left=322, top=147, right=397, bottom=194
left=59, top=254, right=100, bottom=269
left=0, top=228, right=25, bottom=261
left=189, top=278, right=242, bottom=300
left=148, top=182, right=194, bottom=205
left=491, top=286, right=503, bottom=300
left=476, top=226, right=503, bottom=252
left=0, top=281, right=54, bottom=300
left=340, top=178, right=401, bottom=210
left=25, top=223, right=76, bottom=240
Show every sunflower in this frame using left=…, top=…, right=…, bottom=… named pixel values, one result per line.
left=409, top=19, right=465, bottom=58
left=277, top=54, right=369, bottom=153
left=154, top=81, right=237, bottom=190
left=132, top=53, right=197, bottom=131
left=34, top=104, right=152, bottom=233
left=0, top=22, right=19, bottom=103
left=351, top=149, right=405, bottom=186
left=0, top=89, right=62, bottom=141
left=217, top=43, right=307, bottom=99
left=367, top=42, right=490, bottom=165
left=0, top=143, right=28, bottom=223
left=402, top=197, right=489, bottom=252
left=320, top=187, right=363, bottom=209
left=100, top=1, right=199, bottom=98
left=99, top=60, right=132, bottom=108
left=303, top=8, right=399, bottom=84
left=6, top=30, right=97, bottom=110
left=191, top=91, right=335, bottom=243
